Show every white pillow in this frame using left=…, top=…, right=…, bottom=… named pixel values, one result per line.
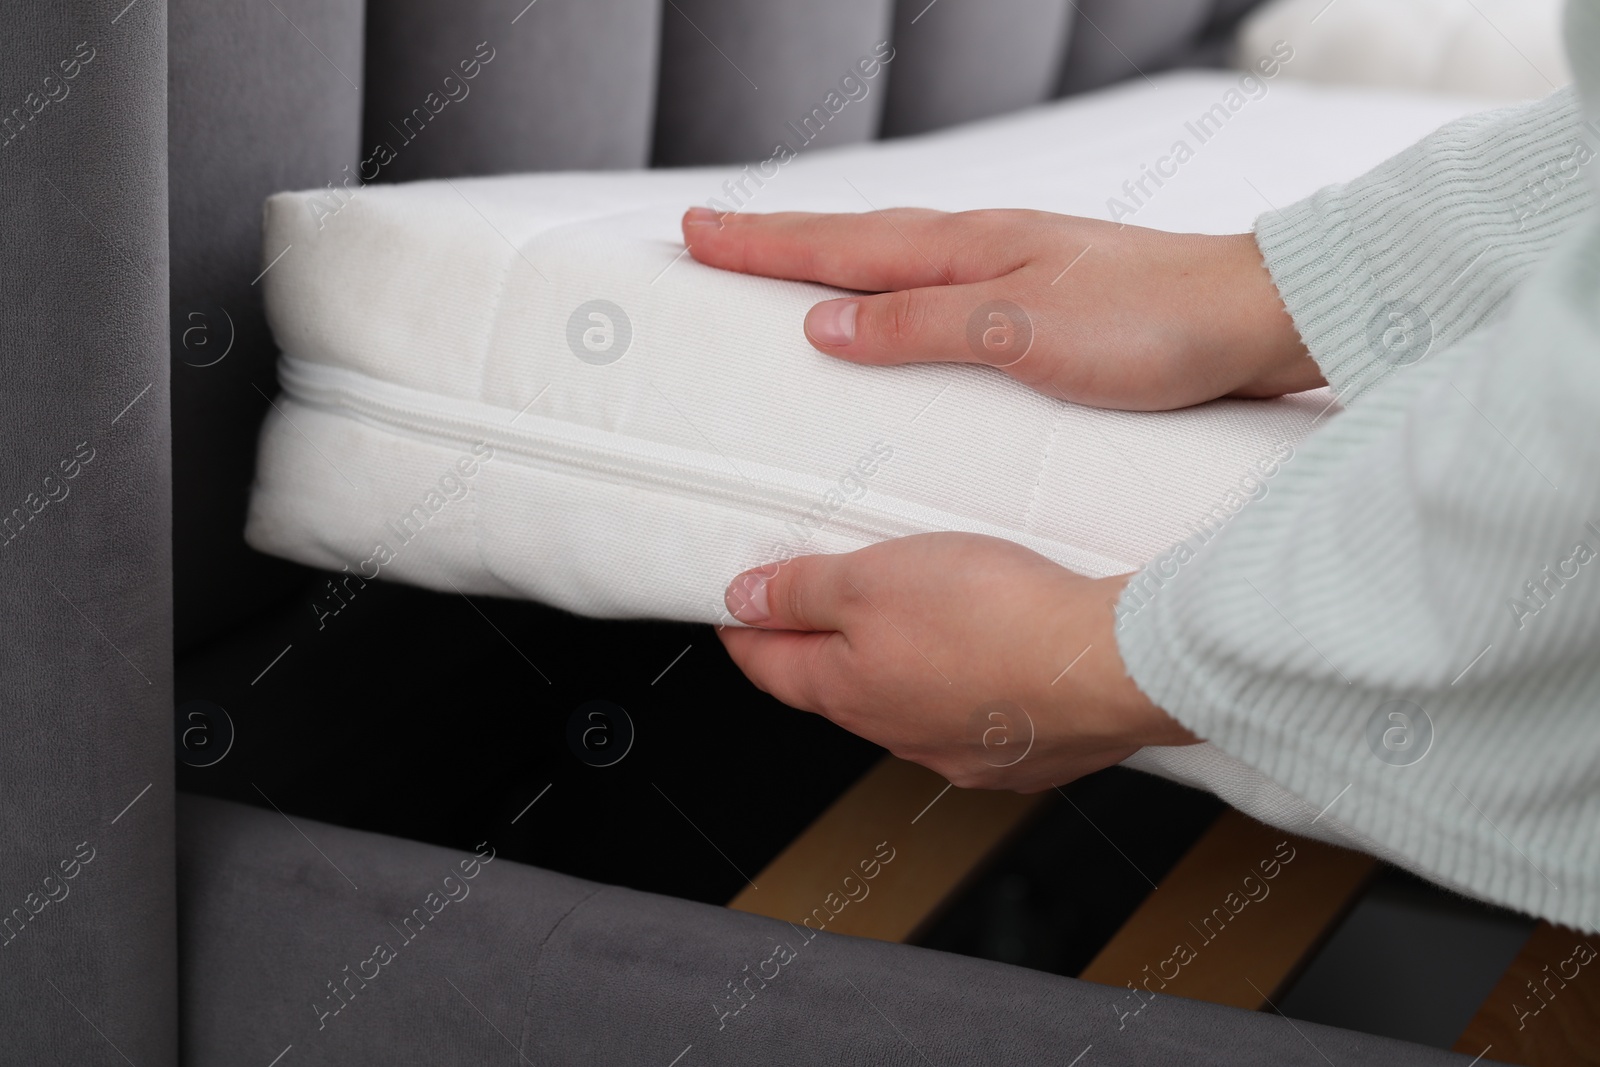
left=1236, top=0, right=1570, bottom=102
left=249, top=72, right=1481, bottom=628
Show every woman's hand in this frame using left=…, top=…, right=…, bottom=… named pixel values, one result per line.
left=718, top=532, right=1200, bottom=793
left=683, top=207, right=1321, bottom=411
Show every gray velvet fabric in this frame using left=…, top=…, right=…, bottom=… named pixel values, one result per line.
left=652, top=0, right=895, bottom=166
left=0, top=0, right=176, bottom=1062
left=177, top=795, right=597, bottom=1064
left=178, top=796, right=1474, bottom=1066
left=168, top=0, right=365, bottom=649
left=1057, top=0, right=1216, bottom=95
left=881, top=0, right=1076, bottom=138
left=1209, top=0, right=1264, bottom=25
left=363, top=0, right=660, bottom=181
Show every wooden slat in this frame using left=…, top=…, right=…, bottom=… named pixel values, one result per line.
left=728, top=755, right=1045, bottom=943
left=1077, top=808, right=1376, bottom=1010
left=1454, top=921, right=1600, bottom=1066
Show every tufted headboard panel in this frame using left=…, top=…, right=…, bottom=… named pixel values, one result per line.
left=652, top=0, right=894, bottom=164
left=364, top=0, right=662, bottom=179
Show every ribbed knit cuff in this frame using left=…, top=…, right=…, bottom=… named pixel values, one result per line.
left=1255, top=87, right=1592, bottom=406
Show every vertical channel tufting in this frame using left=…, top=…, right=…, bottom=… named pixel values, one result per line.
left=0, top=0, right=175, bottom=1061
left=1056, top=0, right=1216, bottom=95
left=880, top=0, right=1075, bottom=138
left=362, top=0, right=661, bottom=181
left=168, top=0, right=365, bottom=649
left=652, top=0, right=895, bottom=166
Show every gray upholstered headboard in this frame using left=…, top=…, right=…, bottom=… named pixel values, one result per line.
left=3, top=1, right=1263, bottom=1061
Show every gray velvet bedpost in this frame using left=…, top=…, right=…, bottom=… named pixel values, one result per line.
left=0, top=0, right=176, bottom=1061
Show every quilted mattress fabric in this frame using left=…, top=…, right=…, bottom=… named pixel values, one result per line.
left=247, top=72, right=1483, bottom=625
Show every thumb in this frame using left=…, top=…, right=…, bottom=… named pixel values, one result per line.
left=724, top=553, right=852, bottom=631
left=803, top=282, right=1035, bottom=370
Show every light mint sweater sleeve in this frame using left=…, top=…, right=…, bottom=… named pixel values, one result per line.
left=1257, top=85, right=1594, bottom=406
left=1118, top=1, right=1600, bottom=932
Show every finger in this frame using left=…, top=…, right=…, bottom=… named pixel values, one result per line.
left=804, top=280, right=1037, bottom=369
left=723, top=552, right=856, bottom=632
left=682, top=208, right=1025, bottom=291
left=717, top=627, right=840, bottom=714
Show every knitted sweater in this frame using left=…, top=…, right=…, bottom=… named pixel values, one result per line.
left=1119, top=0, right=1600, bottom=932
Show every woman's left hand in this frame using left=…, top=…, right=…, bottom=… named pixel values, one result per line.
left=718, top=532, right=1200, bottom=792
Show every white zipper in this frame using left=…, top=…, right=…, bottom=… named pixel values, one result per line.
left=275, top=356, right=1133, bottom=576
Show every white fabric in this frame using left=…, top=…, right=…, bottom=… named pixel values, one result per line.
left=247, top=73, right=1496, bottom=821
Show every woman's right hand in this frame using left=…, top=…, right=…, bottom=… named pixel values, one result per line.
left=682, top=207, right=1323, bottom=411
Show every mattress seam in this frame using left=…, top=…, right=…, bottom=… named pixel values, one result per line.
left=473, top=228, right=521, bottom=406
left=1021, top=407, right=1065, bottom=538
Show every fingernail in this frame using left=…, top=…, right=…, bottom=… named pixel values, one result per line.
left=807, top=300, right=857, bottom=346
left=684, top=206, right=720, bottom=228
left=725, top=572, right=770, bottom=624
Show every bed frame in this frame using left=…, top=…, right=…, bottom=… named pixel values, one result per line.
left=737, top=754, right=1597, bottom=1065
left=6, top=0, right=1589, bottom=1062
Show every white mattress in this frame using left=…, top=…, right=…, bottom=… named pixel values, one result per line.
left=249, top=72, right=1488, bottom=629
